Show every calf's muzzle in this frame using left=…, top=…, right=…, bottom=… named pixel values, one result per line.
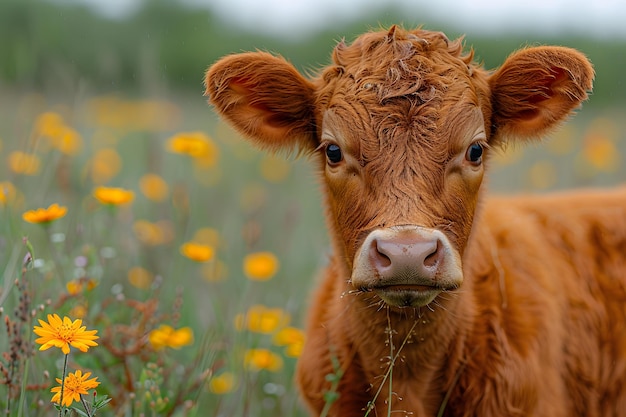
left=351, top=225, right=463, bottom=307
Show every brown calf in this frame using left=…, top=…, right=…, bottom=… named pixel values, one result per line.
left=205, top=26, right=626, bottom=416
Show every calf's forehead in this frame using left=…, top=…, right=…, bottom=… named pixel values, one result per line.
left=315, top=28, right=487, bottom=157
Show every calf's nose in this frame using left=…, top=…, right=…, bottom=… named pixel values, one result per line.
left=368, top=233, right=442, bottom=282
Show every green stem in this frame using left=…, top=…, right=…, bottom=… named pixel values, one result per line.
left=80, top=394, right=93, bottom=417
left=16, top=353, right=29, bottom=417
left=59, top=353, right=69, bottom=417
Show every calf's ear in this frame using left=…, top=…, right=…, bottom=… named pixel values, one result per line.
left=205, top=52, right=317, bottom=153
left=489, top=46, right=594, bottom=142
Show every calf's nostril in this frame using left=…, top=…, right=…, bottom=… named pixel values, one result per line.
left=423, top=240, right=442, bottom=268
left=369, top=239, right=392, bottom=269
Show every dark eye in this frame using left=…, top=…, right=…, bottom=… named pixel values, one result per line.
left=325, top=144, right=343, bottom=164
left=465, top=143, right=483, bottom=165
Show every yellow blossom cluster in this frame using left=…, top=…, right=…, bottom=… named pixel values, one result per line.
left=34, top=111, right=83, bottom=155
left=148, top=325, right=194, bottom=350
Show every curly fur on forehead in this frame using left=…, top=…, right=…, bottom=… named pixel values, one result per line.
left=316, top=26, right=476, bottom=107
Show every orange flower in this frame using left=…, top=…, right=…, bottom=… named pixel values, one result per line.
left=208, top=372, right=236, bottom=394
left=93, top=186, right=134, bottom=205
left=8, top=151, right=40, bottom=175
left=35, top=112, right=66, bottom=138
left=166, top=131, right=218, bottom=166
left=273, top=326, right=305, bottom=358
left=180, top=242, right=215, bottom=262
left=139, top=173, right=169, bottom=202
left=234, top=305, right=290, bottom=334
left=243, top=252, right=279, bottom=281
left=33, top=314, right=99, bottom=355
left=148, top=325, right=194, bottom=350
left=244, top=349, right=283, bottom=372
left=22, top=204, right=67, bottom=224
left=51, top=370, right=100, bottom=407
left=127, top=266, right=153, bottom=290
left=51, top=126, right=83, bottom=156
left=66, top=278, right=98, bottom=295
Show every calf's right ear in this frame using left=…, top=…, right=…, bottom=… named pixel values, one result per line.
left=489, top=46, right=594, bottom=142
left=205, top=52, right=317, bottom=153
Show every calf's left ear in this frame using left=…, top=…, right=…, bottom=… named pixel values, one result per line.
left=205, top=52, right=317, bottom=153
left=489, top=46, right=594, bottom=142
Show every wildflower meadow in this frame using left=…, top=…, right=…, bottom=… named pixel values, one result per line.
left=0, top=92, right=328, bottom=416
left=1, top=84, right=625, bottom=416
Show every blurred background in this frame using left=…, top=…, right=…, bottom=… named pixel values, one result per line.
left=1, top=0, right=625, bottom=190
left=0, top=1, right=625, bottom=416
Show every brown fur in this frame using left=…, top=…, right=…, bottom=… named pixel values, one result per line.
left=205, top=26, right=626, bottom=416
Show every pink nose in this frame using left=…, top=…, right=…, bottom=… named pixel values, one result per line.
left=367, top=233, right=443, bottom=282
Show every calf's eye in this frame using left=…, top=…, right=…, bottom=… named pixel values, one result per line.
left=465, top=143, right=483, bottom=165
left=326, top=144, right=343, bottom=164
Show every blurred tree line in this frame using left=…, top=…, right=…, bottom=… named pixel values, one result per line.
left=1, top=0, right=624, bottom=108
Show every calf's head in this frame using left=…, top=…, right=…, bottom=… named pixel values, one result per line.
left=205, top=26, right=593, bottom=308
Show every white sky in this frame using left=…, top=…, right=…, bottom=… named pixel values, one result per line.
left=73, top=0, right=626, bottom=39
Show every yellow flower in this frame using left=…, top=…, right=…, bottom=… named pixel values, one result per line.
left=273, top=326, right=305, bottom=346
left=52, top=126, right=83, bottom=156
left=243, top=252, right=279, bottom=281
left=167, top=131, right=218, bottom=165
left=68, top=304, right=88, bottom=319
left=273, top=327, right=305, bottom=358
left=22, top=203, right=68, bottom=224
left=33, top=314, right=99, bottom=355
left=66, top=278, right=98, bottom=295
left=285, top=342, right=304, bottom=358
left=8, top=151, right=40, bottom=175
left=208, top=372, right=236, bottom=394
left=93, top=186, right=134, bottom=205
left=180, top=242, right=215, bottom=262
left=234, top=305, right=290, bottom=334
left=51, top=370, right=100, bottom=407
left=35, top=112, right=66, bottom=138
left=139, top=173, right=169, bottom=202
left=244, top=349, right=283, bottom=372
left=128, top=266, right=154, bottom=290
left=148, top=325, right=193, bottom=350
